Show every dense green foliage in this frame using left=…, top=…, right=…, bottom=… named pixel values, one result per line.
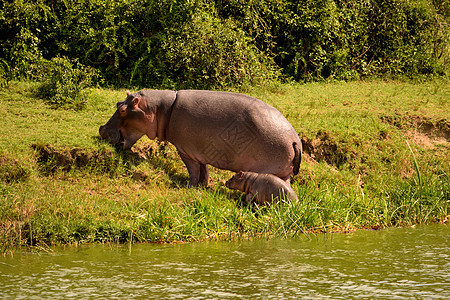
left=1, top=0, right=448, bottom=89
left=36, top=57, right=99, bottom=108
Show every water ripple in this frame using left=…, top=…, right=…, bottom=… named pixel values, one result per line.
left=0, top=224, right=448, bottom=299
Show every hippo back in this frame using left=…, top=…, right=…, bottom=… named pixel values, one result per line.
left=167, top=90, right=299, bottom=178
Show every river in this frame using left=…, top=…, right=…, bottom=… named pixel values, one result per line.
left=1, top=224, right=448, bottom=299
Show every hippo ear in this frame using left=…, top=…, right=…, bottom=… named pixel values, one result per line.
left=126, top=90, right=131, bottom=96
left=131, top=97, right=140, bottom=107
left=238, top=171, right=244, bottom=177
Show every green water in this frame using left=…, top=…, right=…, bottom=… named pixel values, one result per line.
left=1, top=224, right=448, bottom=299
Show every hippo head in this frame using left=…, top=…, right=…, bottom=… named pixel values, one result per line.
left=225, top=171, right=246, bottom=190
left=99, top=90, right=157, bottom=150
left=99, top=103, right=122, bottom=145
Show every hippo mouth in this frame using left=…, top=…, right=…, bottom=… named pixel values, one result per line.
left=99, top=125, right=123, bottom=145
left=225, top=179, right=231, bottom=188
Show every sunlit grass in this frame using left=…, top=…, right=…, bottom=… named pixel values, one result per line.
left=0, top=79, right=448, bottom=253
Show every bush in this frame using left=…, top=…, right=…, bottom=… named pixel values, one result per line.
left=217, top=0, right=449, bottom=80
left=0, top=0, right=448, bottom=88
left=0, top=59, right=9, bottom=88
left=0, top=1, right=51, bottom=81
left=35, top=57, right=98, bottom=109
left=164, top=6, right=278, bottom=88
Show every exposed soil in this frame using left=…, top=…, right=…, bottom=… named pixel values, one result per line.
left=380, top=115, right=450, bottom=147
left=301, top=130, right=350, bottom=167
left=31, top=143, right=120, bottom=174
left=30, top=142, right=173, bottom=182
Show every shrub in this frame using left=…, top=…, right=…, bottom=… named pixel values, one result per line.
left=0, top=59, right=9, bottom=88
left=0, top=1, right=51, bottom=81
left=35, top=57, right=98, bottom=109
left=164, top=6, right=279, bottom=89
left=217, top=0, right=449, bottom=80
left=0, top=0, right=448, bottom=87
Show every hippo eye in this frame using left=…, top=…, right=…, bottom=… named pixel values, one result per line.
left=119, top=106, right=127, bottom=116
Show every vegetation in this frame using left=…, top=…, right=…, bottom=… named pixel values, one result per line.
left=1, top=0, right=448, bottom=89
left=35, top=57, right=99, bottom=109
left=0, top=0, right=448, bottom=253
left=0, top=80, right=448, bottom=253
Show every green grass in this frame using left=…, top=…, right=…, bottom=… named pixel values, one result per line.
left=0, top=79, right=448, bottom=254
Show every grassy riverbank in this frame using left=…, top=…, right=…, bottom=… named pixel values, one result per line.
left=1, top=80, right=448, bottom=254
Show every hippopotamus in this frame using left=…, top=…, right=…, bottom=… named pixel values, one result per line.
left=99, top=90, right=302, bottom=186
left=226, top=171, right=298, bottom=205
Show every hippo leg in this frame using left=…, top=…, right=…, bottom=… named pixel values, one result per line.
left=199, top=164, right=209, bottom=186
left=179, top=153, right=209, bottom=187
left=245, top=193, right=256, bottom=205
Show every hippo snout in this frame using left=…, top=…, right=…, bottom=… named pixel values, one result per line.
left=99, top=125, right=122, bottom=145
left=99, top=125, right=109, bottom=140
left=99, top=125, right=105, bottom=136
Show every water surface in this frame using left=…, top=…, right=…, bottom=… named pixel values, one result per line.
left=1, top=224, right=448, bottom=299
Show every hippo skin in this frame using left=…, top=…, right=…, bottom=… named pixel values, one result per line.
left=226, top=171, right=298, bottom=205
left=99, top=90, right=302, bottom=186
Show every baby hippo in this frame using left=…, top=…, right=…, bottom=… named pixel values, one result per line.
left=225, top=171, right=298, bottom=205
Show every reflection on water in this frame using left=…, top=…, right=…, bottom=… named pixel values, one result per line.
left=1, top=224, right=449, bottom=299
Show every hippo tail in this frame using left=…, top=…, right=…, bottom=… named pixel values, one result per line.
left=292, top=141, right=302, bottom=175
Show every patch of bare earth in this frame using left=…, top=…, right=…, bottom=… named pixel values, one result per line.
left=381, top=115, right=449, bottom=148
left=31, top=143, right=119, bottom=174
left=301, top=130, right=349, bottom=167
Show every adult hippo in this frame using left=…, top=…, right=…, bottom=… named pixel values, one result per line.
left=99, top=90, right=302, bottom=186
